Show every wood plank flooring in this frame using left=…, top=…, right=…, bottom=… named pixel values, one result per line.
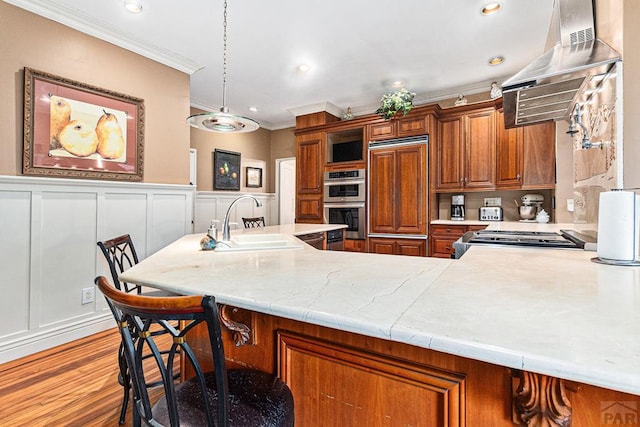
left=0, top=328, right=159, bottom=426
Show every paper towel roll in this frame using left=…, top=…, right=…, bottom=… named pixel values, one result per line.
left=597, top=191, right=639, bottom=261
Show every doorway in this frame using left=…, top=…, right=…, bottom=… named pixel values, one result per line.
left=276, top=157, right=296, bottom=224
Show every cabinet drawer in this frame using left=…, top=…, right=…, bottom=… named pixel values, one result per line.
left=430, top=224, right=467, bottom=236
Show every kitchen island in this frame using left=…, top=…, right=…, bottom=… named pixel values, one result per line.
left=119, top=223, right=640, bottom=426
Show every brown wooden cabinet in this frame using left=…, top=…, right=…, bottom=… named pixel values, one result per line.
left=369, top=142, right=427, bottom=236
left=295, top=132, right=324, bottom=223
left=344, top=238, right=366, bottom=252
left=495, top=109, right=556, bottom=189
left=368, top=115, right=429, bottom=141
left=495, top=109, right=523, bottom=188
left=522, top=121, right=556, bottom=188
left=435, top=108, right=496, bottom=191
left=430, top=223, right=486, bottom=258
left=368, top=237, right=427, bottom=257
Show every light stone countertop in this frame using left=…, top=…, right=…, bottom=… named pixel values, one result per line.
left=119, top=223, right=640, bottom=396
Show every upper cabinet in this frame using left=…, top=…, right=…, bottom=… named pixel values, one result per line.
left=495, top=109, right=556, bottom=189
left=435, top=108, right=496, bottom=191
left=368, top=115, right=429, bottom=141
left=435, top=103, right=555, bottom=192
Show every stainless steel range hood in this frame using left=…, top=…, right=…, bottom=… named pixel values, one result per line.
left=502, top=0, right=621, bottom=128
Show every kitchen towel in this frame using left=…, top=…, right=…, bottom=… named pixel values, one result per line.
left=597, top=191, right=640, bottom=261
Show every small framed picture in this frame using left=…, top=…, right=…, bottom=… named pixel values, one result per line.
left=213, top=149, right=241, bottom=191
left=246, top=167, right=262, bottom=188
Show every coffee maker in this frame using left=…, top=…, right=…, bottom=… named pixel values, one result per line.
left=451, top=195, right=465, bottom=221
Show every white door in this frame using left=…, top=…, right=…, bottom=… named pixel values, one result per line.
left=277, top=158, right=296, bottom=224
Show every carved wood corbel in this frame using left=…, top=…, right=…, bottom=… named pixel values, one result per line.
left=218, top=304, right=255, bottom=346
left=511, top=369, right=572, bottom=426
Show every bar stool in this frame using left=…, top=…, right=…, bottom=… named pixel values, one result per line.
left=96, top=276, right=295, bottom=426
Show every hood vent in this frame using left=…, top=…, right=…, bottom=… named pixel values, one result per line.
left=502, top=0, right=621, bottom=128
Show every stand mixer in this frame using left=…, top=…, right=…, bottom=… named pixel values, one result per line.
left=519, top=194, right=544, bottom=221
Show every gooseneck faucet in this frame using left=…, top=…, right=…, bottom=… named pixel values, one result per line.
left=222, top=195, right=263, bottom=241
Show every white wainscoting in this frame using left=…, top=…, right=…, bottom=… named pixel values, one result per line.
left=194, top=191, right=277, bottom=234
left=0, top=176, right=195, bottom=363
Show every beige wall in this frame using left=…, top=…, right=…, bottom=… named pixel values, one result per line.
left=190, top=107, right=275, bottom=192
left=0, top=2, right=191, bottom=184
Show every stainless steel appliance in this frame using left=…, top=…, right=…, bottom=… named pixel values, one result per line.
left=519, top=194, right=544, bottom=221
left=323, top=169, right=365, bottom=203
left=453, top=229, right=597, bottom=259
left=323, top=168, right=366, bottom=239
left=324, top=203, right=365, bottom=240
left=479, top=206, right=503, bottom=221
left=451, top=194, right=465, bottom=221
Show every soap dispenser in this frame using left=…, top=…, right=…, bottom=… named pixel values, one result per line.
left=200, top=220, right=219, bottom=251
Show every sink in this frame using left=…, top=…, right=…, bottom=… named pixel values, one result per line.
left=215, top=233, right=304, bottom=252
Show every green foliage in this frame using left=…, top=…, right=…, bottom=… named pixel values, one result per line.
left=375, top=88, right=416, bottom=120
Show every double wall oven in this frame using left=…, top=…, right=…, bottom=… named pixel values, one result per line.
left=323, top=169, right=366, bottom=240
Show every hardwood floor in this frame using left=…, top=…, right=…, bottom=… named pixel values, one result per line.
left=0, top=328, right=157, bottom=426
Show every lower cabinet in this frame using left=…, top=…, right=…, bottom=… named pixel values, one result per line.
left=368, top=237, right=427, bottom=257
left=430, top=224, right=486, bottom=258
left=344, top=238, right=366, bottom=252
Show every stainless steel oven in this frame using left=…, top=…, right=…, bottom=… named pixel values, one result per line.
left=324, top=202, right=366, bottom=240
left=323, top=169, right=365, bottom=203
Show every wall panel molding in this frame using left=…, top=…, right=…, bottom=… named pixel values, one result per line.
left=0, top=175, right=195, bottom=363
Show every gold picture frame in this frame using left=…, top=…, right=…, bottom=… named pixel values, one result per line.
left=23, top=67, right=145, bottom=181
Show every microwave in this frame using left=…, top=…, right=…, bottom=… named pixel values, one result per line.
left=323, top=169, right=366, bottom=203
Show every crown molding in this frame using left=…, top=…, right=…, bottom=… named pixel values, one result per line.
left=5, top=0, right=203, bottom=75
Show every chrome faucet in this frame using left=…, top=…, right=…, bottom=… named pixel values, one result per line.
left=222, top=195, right=263, bottom=241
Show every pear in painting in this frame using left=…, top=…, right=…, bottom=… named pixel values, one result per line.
left=58, top=120, right=99, bottom=157
left=49, top=96, right=71, bottom=150
left=96, top=110, right=125, bottom=159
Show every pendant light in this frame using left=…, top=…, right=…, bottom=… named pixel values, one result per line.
left=187, top=0, right=259, bottom=133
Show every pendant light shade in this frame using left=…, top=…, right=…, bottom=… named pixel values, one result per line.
left=187, top=0, right=259, bottom=133
left=187, top=108, right=259, bottom=133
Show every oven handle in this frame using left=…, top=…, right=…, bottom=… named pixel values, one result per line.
left=324, top=179, right=365, bottom=186
left=324, top=202, right=366, bottom=209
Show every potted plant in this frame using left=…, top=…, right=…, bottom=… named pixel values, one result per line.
left=375, top=88, right=416, bottom=120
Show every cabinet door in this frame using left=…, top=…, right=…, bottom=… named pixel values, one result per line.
left=464, top=110, right=496, bottom=189
left=368, top=237, right=395, bottom=255
left=396, top=239, right=427, bottom=257
left=395, top=144, right=427, bottom=234
left=368, top=149, right=396, bottom=234
left=296, top=134, right=324, bottom=195
left=522, top=122, right=556, bottom=187
left=495, top=109, right=523, bottom=188
left=296, top=133, right=324, bottom=223
left=397, top=116, right=428, bottom=137
left=368, top=122, right=396, bottom=141
left=436, top=116, right=464, bottom=191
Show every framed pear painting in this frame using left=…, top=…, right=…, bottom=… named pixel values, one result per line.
left=22, top=67, right=144, bottom=181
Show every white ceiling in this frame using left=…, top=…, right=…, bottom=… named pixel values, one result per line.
left=8, top=0, right=555, bottom=130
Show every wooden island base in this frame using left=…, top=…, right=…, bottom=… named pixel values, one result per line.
left=187, top=307, right=639, bottom=426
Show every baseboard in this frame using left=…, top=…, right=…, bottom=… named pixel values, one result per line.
left=0, top=314, right=114, bottom=364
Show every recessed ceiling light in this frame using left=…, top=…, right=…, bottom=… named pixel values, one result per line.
left=392, top=81, right=404, bottom=88
left=489, top=56, right=505, bottom=65
left=248, top=106, right=258, bottom=113
left=481, top=2, right=501, bottom=15
left=124, top=0, right=143, bottom=13
left=297, top=64, right=310, bottom=73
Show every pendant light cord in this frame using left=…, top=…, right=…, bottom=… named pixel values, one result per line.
left=221, top=0, right=228, bottom=111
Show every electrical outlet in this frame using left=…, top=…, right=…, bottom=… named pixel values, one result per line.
left=82, top=286, right=95, bottom=305
left=483, top=197, right=502, bottom=207
left=567, top=199, right=575, bottom=212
